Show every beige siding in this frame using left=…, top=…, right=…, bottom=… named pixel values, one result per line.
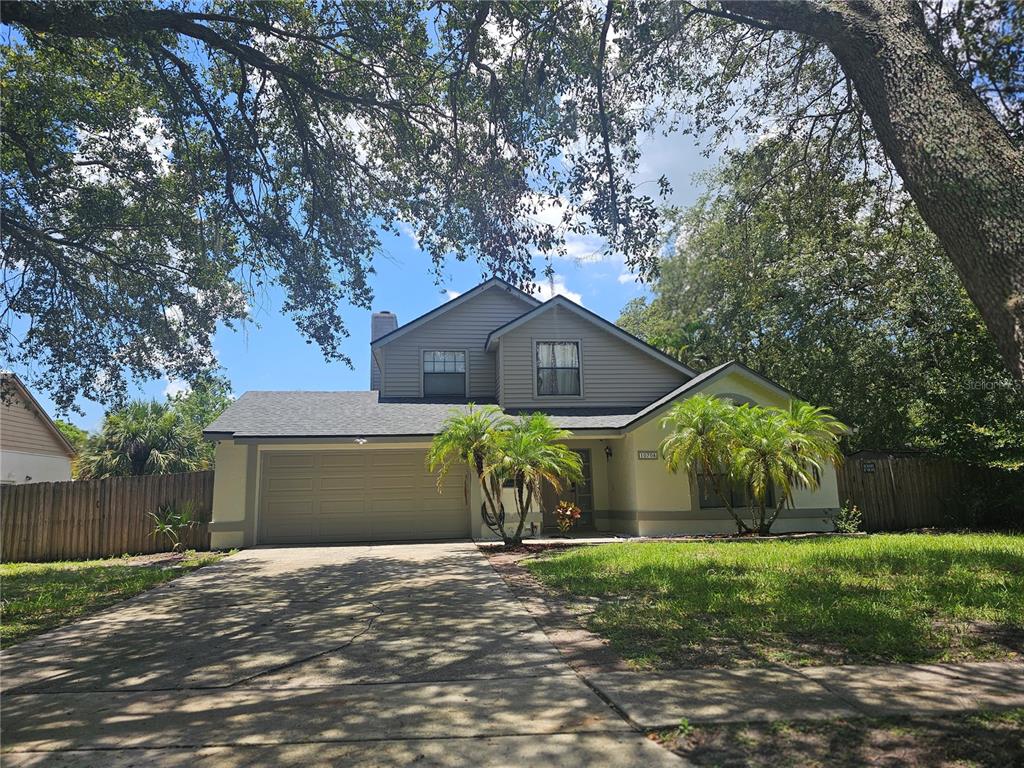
left=498, top=305, right=688, bottom=408
left=607, top=368, right=841, bottom=536
left=0, top=398, right=70, bottom=457
left=379, top=287, right=535, bottom=399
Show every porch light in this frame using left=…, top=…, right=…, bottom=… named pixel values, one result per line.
left=604, top=445, right=613, bottom=460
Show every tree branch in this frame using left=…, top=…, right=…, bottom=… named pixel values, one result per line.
left=596, top=0, right=619, bottom=235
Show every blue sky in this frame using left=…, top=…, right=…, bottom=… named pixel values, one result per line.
left=30, top=130, right=716, bottom=432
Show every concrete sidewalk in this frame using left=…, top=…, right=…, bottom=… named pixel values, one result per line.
left=588, top=661, right=1024, bottom=728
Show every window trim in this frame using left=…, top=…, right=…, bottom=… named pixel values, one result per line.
left=420, top=348, right=469, bottom=398
left=533, top=339, right=584, bottom=399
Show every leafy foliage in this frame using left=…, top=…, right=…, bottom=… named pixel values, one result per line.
left=554, top=500, right=583, bottom=535
left=167, top=373, right=233, bottom=465
left=834, top=503, right=863, bottom=534
left=620, top=142, right=1024, bottom=469
left=428, top=405, right=581, bottom=545
left=77, top=400, right=206, bottom=479
left=53, top=419, right=87, bottom=452
left=4, top=2, right=1021, bottom=409
left=660, top=394, right=846, bottom=534
left=147, top=500, right=198, bottom=551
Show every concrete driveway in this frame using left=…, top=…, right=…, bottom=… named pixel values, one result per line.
left=1, top=543, right=681, bottom=766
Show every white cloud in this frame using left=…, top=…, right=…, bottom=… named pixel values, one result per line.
left=617, top=272, right=636, bottom=284
left=531, top=275, right=583, bottom=305
left=395, top=220, right=421, bottom=249
left=446, top=289, right=461, bottom=300
left=562, top=233, right=608, bottom=263
left=163, top=378, right=190, bottom=398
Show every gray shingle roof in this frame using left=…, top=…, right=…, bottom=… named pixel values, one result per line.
left=202, top=361, right=790, bottom=440
left=204, top=391, right=639, bottom=439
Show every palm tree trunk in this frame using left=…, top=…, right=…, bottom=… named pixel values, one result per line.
left=704, top=463, right=752, bottom=534
left=478, top=472, right=506, bottom=540
left=511, top=481, right=534, bottom=545
left=756, top=497, right=782, bottom=535
left=764, top=495, right=789, bottom=533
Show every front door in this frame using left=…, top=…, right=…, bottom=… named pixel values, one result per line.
left=541, top=448, right=594, bottom=530
left=571, top=449, right=594, bottom=525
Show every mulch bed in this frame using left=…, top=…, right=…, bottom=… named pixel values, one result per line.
left=94, top=552, right=201, bottom=568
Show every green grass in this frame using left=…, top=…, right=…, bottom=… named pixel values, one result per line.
left=0, top=550, right=227, bottom=645
left=524, top=534, right=1024, bottom=668
left=654, top=708, right=1024, bottom=767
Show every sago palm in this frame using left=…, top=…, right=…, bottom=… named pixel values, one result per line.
left=77, top=401, right=205, bottom=479
left=487, top=413, right=583, bottom=544
left=660, top=394, right=750, bottom=533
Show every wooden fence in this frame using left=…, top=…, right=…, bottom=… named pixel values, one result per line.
left=836, top=454, right=982, bottom=532
left=1, top=471, right=213, bottom=563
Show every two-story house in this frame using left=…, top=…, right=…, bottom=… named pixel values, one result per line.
left=204, top=279, right=840, bottom=547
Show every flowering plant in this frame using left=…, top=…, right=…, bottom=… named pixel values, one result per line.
left=554, top=500, right=582, bottom=534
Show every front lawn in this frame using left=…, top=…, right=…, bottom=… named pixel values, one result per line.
left=0, top=550, right=228, bottom=645
left=654, top=709, right=1024, bottom=768
left=524, top=534, right=1024, bottom=668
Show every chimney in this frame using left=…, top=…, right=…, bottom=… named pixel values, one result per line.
left=370, top=311, right=398, bottom=390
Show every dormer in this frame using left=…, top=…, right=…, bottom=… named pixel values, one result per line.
left=485, top=296, right=694, bottom=409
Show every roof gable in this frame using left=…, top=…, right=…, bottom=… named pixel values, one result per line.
left=622, top=361, right=800, bottom=430
left=485, top=295, right=697, bottom=378
left=0, top=373, right=77, bottom=457
left=371, top=278, right=539, bottom=349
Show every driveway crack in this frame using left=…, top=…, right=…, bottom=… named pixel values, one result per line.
left=229, top=601, right=384, bottom=688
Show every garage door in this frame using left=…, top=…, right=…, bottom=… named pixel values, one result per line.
left=258, top=450, right=468, bottom=544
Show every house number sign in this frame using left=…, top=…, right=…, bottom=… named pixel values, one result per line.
left=862, top=461, right=876, bottom=473
left=637, top=450, right=659, bottom=460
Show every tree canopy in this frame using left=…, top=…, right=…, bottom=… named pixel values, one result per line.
left=65, top=372, right=232, bottom=477
left=77, top=399, right=206, bottom=478
left=620, top=141, right=1024, bottom=469
left=3, top=1, right=1022, bottom=412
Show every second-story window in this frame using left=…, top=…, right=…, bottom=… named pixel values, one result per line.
left=536, top=341, right=581, bottom=396
left=423, top=351, right=466, bottom=396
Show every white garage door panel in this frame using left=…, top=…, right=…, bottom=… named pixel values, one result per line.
left=258, top=449, right=467, bottom=544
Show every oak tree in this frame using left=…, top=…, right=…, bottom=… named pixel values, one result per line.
left=4, top=1, right=1022, bottom=413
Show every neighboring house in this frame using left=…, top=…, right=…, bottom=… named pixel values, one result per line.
left=0, top=372, right=75, bottom=484
left=205, top=279, right=840, bottom=548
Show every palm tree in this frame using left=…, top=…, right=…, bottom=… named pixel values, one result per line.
left=730, top=406, right=814, bottom=535
left=660, top=394, right=751, bottom=533
left=731, top=402, right=847, bottom=534
left=77, top=401, right=206, bottom=479
left=427, top=404, right=512, bottom=540
left=487, top=413, right=583, bottom=544
left=783, top=401, right=847, bottom=479
left=661, top=395, right=847, bottom=535
left=428, top=408, right=582, bottom=546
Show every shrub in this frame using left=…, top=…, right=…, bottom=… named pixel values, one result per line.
left=148, top=500, right=198, bottom=551
left=554, top=500, right=583, bottom=535
left=834, top=502, right=863, bottom=533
